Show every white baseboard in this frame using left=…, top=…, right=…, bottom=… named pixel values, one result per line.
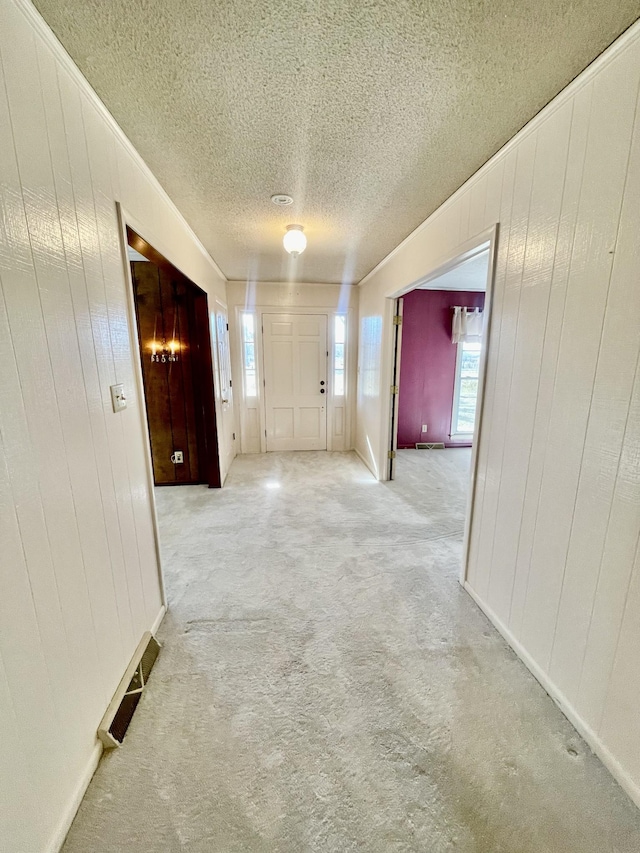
left=46, top=740, right=103, bottom=853
left=151, top=604, right=167, bottom=635
left=463, top=581, right=640, bottom=811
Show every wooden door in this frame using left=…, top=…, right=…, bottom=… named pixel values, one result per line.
left=262, top=313, right=328, bottom=451
left=132, top=261, right=202, bottom=485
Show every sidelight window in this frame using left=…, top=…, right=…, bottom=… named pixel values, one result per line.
left=334, top=315, right=346, bottom=396
left=241, top=312, right=257, bottom=397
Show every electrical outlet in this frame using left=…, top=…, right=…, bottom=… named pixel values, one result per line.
left=421, top=424, right=428, bottom=433
left=171, top=451, right=184, bottom=464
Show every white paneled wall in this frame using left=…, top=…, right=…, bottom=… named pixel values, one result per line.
left=357, top=24, right=640, bottom=807
left=226, top=281, right=358, bottom=454
left=0, top=1, right=230, bottom=851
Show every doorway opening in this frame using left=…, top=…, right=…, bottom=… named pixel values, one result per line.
left=126, top=227, right=221, bottom=488
left=387, top=229, right=496, bottom=579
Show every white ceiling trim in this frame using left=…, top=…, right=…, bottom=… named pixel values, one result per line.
left=357, top=15, right=640, bottom=289
left=13, top=0, right=228, bottom=282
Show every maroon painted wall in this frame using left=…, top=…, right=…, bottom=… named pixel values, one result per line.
left=397, top=288, right=485, bottom=448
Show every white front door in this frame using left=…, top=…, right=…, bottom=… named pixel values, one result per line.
left=214, top=301, right=235, bottom=479
left=262, top=313, right=328, bottom=451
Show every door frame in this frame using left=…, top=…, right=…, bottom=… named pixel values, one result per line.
left=385, top=224, right=499, bottom=584
left=190, top=286, right=222, bottom=488
left=123, top=219, right=221, bottom=488
left=115, top=203, right=223, bottom=602
left=116, top=203, right=165, bottom=606
left=212, top=298, right=235, bottom=483
left=233, top=305, right=350, bottom=454
left=388, top=296, right=404, bottom=480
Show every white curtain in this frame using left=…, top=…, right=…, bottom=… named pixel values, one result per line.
left=452, top=306, right=483, bottom=344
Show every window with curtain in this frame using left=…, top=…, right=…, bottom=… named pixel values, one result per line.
left=450, top=305, right=483, bottom=437
left=451, top=305, right=483, bottom=343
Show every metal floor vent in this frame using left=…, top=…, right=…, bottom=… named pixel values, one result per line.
left=98, top=631, right=160, bottom=748
left=415, top=442, right=445, bottom=450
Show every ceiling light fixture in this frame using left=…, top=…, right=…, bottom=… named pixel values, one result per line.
left=271, top=193, right=293, bottom=206
left=283, top=224, right=307, bottom=257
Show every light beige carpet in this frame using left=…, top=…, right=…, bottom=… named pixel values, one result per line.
left=62, top=450, right=640, bottom=852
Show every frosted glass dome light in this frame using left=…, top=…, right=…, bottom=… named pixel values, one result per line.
left=283, top=224, right=307, bottom=257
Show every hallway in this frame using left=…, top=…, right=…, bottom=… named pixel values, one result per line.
left=62, top=451, right=640, bottom=852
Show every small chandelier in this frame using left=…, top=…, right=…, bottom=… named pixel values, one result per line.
left=283, top=224, right=307, bottom=257
left=151, top=337, right=179, bottom=363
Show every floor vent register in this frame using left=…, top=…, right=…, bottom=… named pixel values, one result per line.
left=98, top=632, right=161, bottom=748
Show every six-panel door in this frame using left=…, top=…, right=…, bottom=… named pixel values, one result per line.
left=262, top=313, right=328, bottom=451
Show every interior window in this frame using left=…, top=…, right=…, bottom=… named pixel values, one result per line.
left=452, top=341, right=481, bottom=435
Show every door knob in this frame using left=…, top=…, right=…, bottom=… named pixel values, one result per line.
left=320, top=389, right=325, bottom=394
left=320, top=381, right=325, bottom=386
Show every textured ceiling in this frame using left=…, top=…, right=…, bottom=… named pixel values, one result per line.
left=417, top=250, right=488, bottom=292
left=34, top=0, right=640, bottom=283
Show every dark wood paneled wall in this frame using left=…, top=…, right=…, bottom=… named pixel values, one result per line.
left=131, top=261, right=202, bottom=485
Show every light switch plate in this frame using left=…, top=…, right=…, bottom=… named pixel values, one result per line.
left=110, top=384, right=127, bottom=413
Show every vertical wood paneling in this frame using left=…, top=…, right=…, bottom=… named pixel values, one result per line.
left=508, top=83, right=594, bottom=635
left=35, top=42, right=129, bottom=687
left=465, top=161, right=504, bottom=582
left=487, top=102, right=572, bottom=619
left=456, top=189, right=471, bottom=245
left=132, top=262, right=206, bottom=485
left=63, top=85, right=147, bottom=655
left=52, top=61, right=138, bottom=662
left=479, top=134, right=538, bottom=597
left=0, top=648, right=38, bottom=848
left=357, top=24, right=640, bottom=808
left=0, top=390, right=67, bottom=849
left=599, top=545, right=640, bottom=782
left=519, top=46, right=640, bottom=672
left=79, top=95, right=150, bottom=634
left=25, top=40, right=129, bottom=713
left=481, top=160, right=505, bottom=228
left=468, top=173, right=488, bottom=239
left=0, top=12, right=87, bottom=756
left=470, top=143, right=531, bottom=599
left=575, top=95, right=640, bottom=730
left=549, top=76, right=640, bottom=705
left=578, top=366, right=640, bottom=733
left=0, top=1, right=230, bottom=850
